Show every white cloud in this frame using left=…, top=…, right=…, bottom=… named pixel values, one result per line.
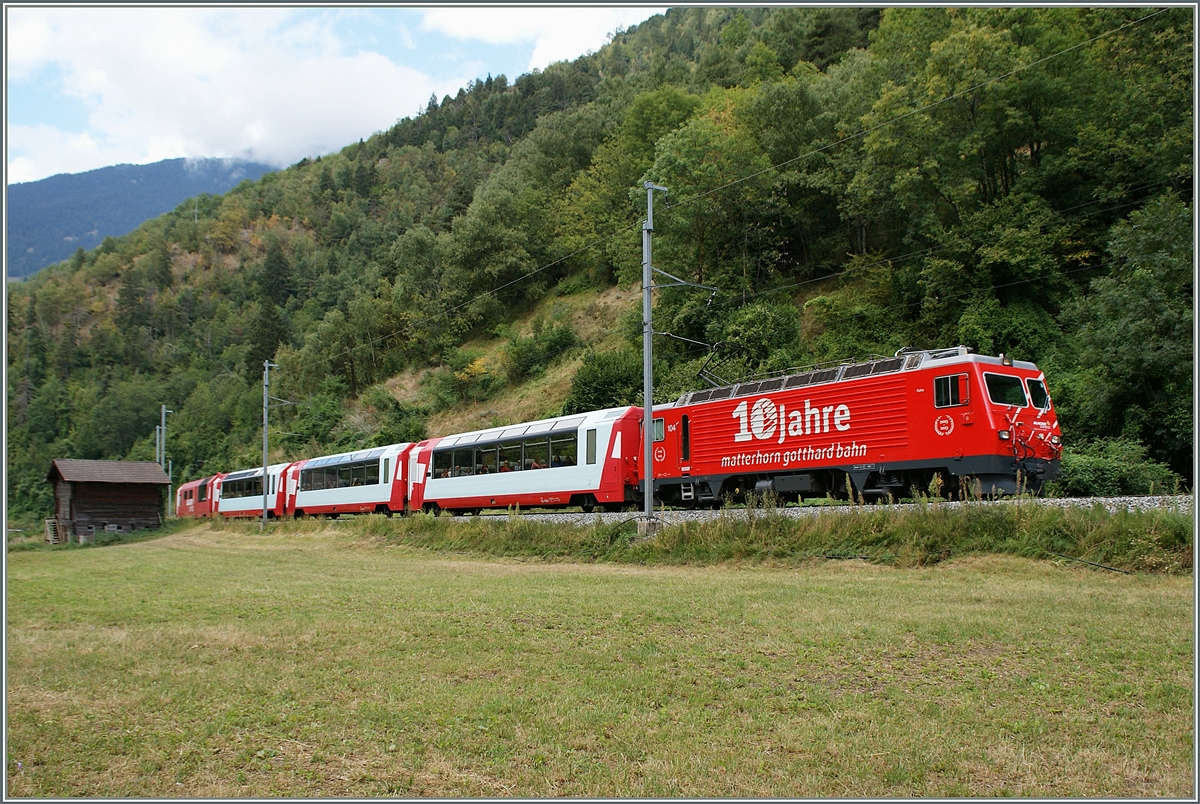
left=6, top=13, right=56, bottom=79
left=6, top=8, right=467, bottom=182
left=420, top=7, right=666, bottom=71
left=6, top=6, right=666, bottom=183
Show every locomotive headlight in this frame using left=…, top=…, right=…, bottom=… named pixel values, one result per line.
left=998, top=430, right=1011, bottom=440
left=1049, top=435, right=1061, bottom=446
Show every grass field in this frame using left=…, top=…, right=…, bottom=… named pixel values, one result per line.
left=6, top=520, right=1194, bottom=797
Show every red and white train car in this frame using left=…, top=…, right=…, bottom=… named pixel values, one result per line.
left=648, top=346, right=1062, bottom=506
left=176, top=473, right=224, bottom=518
left=407, top=407, right=642, bottom=515
left=216, top=462, right=293, bottom=519
left=283, top=443, right=413, bottom=518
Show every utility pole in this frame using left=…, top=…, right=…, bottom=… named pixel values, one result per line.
left=160, top=405, right=173, bottom=516
left=262, top=360, right=278, bottom=532
left=640, top=182, right=668, bottom=536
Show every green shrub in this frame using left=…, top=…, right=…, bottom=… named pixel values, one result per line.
left=503, top=318, right=578, bottom=383
left=421, top=348, right=506, bottom=411
left=1048, top=437, right=1183, bottom=497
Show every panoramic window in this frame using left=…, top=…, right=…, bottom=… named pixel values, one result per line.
left=499, top=441, right=523, bottom=472
left=523, top=437, right=550, bottom=470
left=551, top=434, right=577, bottom=467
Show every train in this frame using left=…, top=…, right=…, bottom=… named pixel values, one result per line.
left=175, top=346, right=1063, bottom=519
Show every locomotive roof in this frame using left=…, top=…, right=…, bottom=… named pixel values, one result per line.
left=674, top=346, right=1039, bottom=407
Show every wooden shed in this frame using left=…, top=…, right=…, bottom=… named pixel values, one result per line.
left=46, top=460, right=170, bottom=543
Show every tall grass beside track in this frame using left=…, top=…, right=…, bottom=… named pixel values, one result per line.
left=354, top=499, right=1193, bottom=574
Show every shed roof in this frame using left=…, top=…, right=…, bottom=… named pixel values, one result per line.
left=47, top=460, right=170, bottom=485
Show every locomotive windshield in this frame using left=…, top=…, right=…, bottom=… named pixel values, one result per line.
left=984, top=373, right=1028, bottom=407
left=1027, top=379, right=1051, bottom=410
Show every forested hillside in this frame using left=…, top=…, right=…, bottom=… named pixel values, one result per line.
left=7, top=158, right=277, bottom=279
left=7, top=7, right=1192, bottom=519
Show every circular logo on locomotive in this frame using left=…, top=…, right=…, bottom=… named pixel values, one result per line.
left=654, top=446, right=666, bottom=462
left=934, top=414, right=955, bottom=436
left=750, top=398, right=778, bottom=441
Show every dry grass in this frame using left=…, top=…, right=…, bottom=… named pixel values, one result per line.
left=382, top=281, right=639, bottom=435
left=6, top=524, right=1193, bottom=797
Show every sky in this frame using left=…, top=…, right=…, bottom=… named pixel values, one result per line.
left=5, top=5, right=667, bottom=184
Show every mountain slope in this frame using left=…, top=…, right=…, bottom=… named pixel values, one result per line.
left=6, top=158, right=278, bottom=279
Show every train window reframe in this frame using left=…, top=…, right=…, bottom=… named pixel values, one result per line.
left=934, top=374, right=969, bottom=408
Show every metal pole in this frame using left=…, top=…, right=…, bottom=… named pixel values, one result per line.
left=160, top=405, right=173, bottom=471
left=641, top=182, right=667, bottom=534
left=262, top=361, right=270, bottom=532
left=167, top=458, right=173, bottom=518
left=160, top=406, right=173, bottom=516
left=262, top=360, right=278, bottom=532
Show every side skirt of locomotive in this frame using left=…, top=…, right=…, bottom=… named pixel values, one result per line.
left=649, top=454, right=1060, bottom=506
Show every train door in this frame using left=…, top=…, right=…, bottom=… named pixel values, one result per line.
left=388, top=445, right=410, bottom=512
left=930, top=370, right=972, bottom=451
left=284, top=463, right=303, bottom=516
left=407, top=443, right=431, bottom=512
left=649, top=411, right=686, bottom=479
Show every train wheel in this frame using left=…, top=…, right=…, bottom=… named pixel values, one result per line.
left=424, top=503, right=441, bottom=517
left=579, top=495, right=597, bottom=514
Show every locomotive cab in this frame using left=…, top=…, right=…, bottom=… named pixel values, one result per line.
left=973, top=357, right=1062, bottom=493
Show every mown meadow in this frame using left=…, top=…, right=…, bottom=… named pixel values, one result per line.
left=6, top=508, right=1193, bottom=797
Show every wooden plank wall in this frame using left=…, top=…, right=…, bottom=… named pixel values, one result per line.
left=67, top=483, right=164, bottom=535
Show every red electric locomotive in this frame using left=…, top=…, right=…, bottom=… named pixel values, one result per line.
left=647, top=346, right=1062, bottom=506
left=175, top=473, right=224, bottom=518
